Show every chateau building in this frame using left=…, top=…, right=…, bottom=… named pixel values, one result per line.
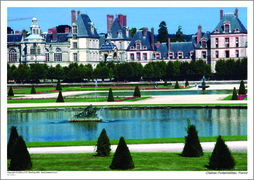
left=7, top=8, right=247, bottom=72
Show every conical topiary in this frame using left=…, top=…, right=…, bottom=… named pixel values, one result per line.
left=133, top=85, right=141, bottom=97
left=7, top=126, right=19, bottom=159
left=181, top=119, right=203, bottom=157
left=30, top=84, right=36, bottom=94
left=164, top=80, right=168, bottom=86
left=232, top=87, right=239, bottom=100
left=9, top=136, right=32, bottom=171
left=109, top=136, right=134, bottom=170
left=207, top=135, right=235, bottom=170
left=107, top=88, right=114, bottom=102
left=55, top=80, right=62, bottom=91
left=8, top=86, right=14, bottom=96
left=95, top=128, right=111, bottom=157
left=56, top=91, right=64, bottom=102
left=185, top=79, right=189, bottom=87
left=174, top=80, right=180, bottom=89
left=238, top=80, right=246, bottom=95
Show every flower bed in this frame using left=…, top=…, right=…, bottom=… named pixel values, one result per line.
left=114, top=96, right=139, bottom=102
left=238, top=94, right=247, bottom=100
left=36, top=90, right=59, bottom=94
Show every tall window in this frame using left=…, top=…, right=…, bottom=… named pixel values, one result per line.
left=137, top=53, right=140, bottom=60
left=74, top=53, right=78, bottom=62
left=236, top=50, right=239, bottom=58
left=202, top=51, right=206, bottom=59
left=120, top=42, right=123, bottom=49
left=202, top=41, right=206, bottom=48
left=225, top=25, right=229, bottom=33
left=236, top=37, right=239, bottom=47
left=216, top=51, right=219, bottom=58
left=216, top=38, right=219, bottom=48
left=45, top=48, right=49, bottom=61
left=178, top=53, right=182, bottom=59
left=225, top=38, right=229, bottom=48
left=30, top=46, right=35, bottom=54
left=225, top=50, right=230, bottom=58
left=73, top=26, right=77, bottom=34
left=73, top=42, right=77, bottom=49
left=156, top=53, right=160, bottom=59
left=54, top=48, right=62, bottom=61
left=9, top=49, right=17, bottom=63
left=169, top=53, right=173, bottom=59
left=143, top=53, right=147, bottom=60
left=37, top=46, right=41, bottom=54
left=137, top=44, right=140, bottom=50
left=130, top=54, right=134, bottom=60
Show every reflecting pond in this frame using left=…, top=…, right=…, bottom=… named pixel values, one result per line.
left=7, top=108, right=247, bottom=142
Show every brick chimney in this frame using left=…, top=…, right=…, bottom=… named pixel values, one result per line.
left=142, top=27, right=148, bottom=37
left=107, top=14, right=114, bottom=32
left=151, top=27, right=154, bottom=50
left=71, top=10, right=76, bottom=24
left=15, top=30, right=19, bottom=34
left=220, top=9, right=223, bottom=20
left=22, top=29, right=26, bottom=41
left=118, top=14, right=123, bottom=28
left=48, top=28, right=52, bottom=33
left=235, top=8, right=238, bottom=18
left=197, top=25, right=202, bottom=44
left=168, top=38, right=170, bottom=51
left=65, top=27, right=70, bottom=33
left=123, top=15, right=127, bottom=26
left=77, top=10, right=80, bottom=17
left=52, top=27, right=57, bottom=41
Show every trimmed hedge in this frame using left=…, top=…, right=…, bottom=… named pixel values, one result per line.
left=30, top=84, right=36, bottom=94
left=56, top=91, right=64, bottom=102
left=238, top=80, right=246, bottom=95
left=174, top=81, right=180, bottom=89
left=133, top=85, right=141, bottom=97
left=95, top=129, right=111, bottom=157
left=8, top=86, right=14, bottom=96
left=107, top=88, right=114, bottom=102
left=232, top=87, right=239, bottom=100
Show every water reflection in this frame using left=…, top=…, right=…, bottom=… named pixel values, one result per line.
left=7, top=108, right=247, bottom=142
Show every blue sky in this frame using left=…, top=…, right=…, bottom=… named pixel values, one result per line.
left=6, top=4, right=248, bottom=35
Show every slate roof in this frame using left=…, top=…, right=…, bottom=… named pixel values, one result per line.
left=126, top=30, right=157, bottom=51
left=196, top=31, right=211, bottom=48
left=100, top=41, right=117, bottom=51
left=169, top=42, right=195, bottom=59
left=156, top=43, right=168, bottom=59
left=99, top=33, right=107, bottom=47
left=107, top=17, right=131, bottom=40
left=212, top=13, right=247, bottom=34
left=45, top=33, right=69, bottom=43
left=7, top=34, right=22, bottom=43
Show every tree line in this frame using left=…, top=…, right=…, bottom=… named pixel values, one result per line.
left=7, top=57, right=247, bottom=84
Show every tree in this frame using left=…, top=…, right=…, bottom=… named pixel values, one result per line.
left=215, top=59, right=227, bottom=79
left=207, top=135, right=235, bottom=170
left=55, top=64, right=65, bottom=80
left=47, top=65, right=56, bottom=83
left=17, top=63, right=28, bottom=84
left=180, top=61, right=190, bottom=80
left=107, top=88, right=114, bottom=102
left=108, top=68, right=114, bottom=82
left=174, top=80, right=180, bottom=89
left=129, top=62, right=143, bottom=81
left=69, top=67, right=80, bottom=83
left=8, top=86, right=14, bottom=96
left=185, top=79, right=189, bottom=87
left=173, top=60, right=181, bottom=79
left=55, top=80, right=62, bottom=91
left=232, top=87, right=239, bottom=100
left=164, top=79, right=168, bottom=86
left=99, top=66, right=109, bottom=82
left=181, top=119, right=203, bottom=157
left=95, top=129, right=111, bottom=157
left=30, top=63, right=44, bottom=84
left=166, top=61, right=174, bottom=81
left=129, top=27, right=137, bottom=37
left=133, top=85, right=141, bottom=97
left=30, top=84, right=36, bottom=94
left=240, top=57, right=247, bottom=79
left=171, top=25, right=185, bottom=42
left=7, top=126, right=19, bottom=159
left=238, top=80, right=246, bottom=95
left=225, top=58, right=236, bottom=79
left=56, top=91, right=64, bottom=102
left=143, top=62, right=154, bottom=80
left=157, top=21, right=168, bottom=43
left=109, top=136, right=134, bottom=170
left=9, top=136, right=32, bottom=171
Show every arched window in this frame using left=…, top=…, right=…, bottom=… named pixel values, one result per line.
left=37, top=46, right=41, bottom=54
left=54, top=48, right=62, bottom=61
left=45, top=48, right=49, bottom=61
left=9, top=49, right=17, bottom=63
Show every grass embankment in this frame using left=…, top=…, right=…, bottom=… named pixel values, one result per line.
left=26, top=136, right=247, bottom=148
left=7, top=152, right=247, bottom=171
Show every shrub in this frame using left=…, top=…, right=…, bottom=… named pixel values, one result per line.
left=185, top=79, right=189, bottom=86
left=7, top=126, right=19, bottom=159
left=238, top=80, right=246, bottom=95
left=30, top=84, right=36, bottom=94
left=181, top=119, right=203, bottom=157
left=8, top=86, right=14, bottom=96
left=107, top=88, right=114, bottom=102
left=56, top=91, right=64, bottom=102
left=55, top=80, right=62, bottom=91
left=174, top=81, right=180, bottom=89
left=232, top=87, right=239, bottom=100
left=95, top=129, right=111, bottom=157
left=133, top=85, right=141, bottom=97
left=109, top=136, right=134, bottom=170
left=207, top=135, right=235, bottom=170
left=164, top=80, right=168, bottom=86
left=9, top=136, right=32, bottom=171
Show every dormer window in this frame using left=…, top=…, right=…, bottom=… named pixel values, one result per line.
left=168, top=52, right=174, bottom=59
left=137, top=44, right=140, bottom=50
left=234, top=28, right=239, bottom=33
left=178, top=52, right=183, bottom=59
left=156, top=53, right=160, bottom=59
left=143, top=46, right=147, bottom=50
left=117, top=30, right=123, bottom=39
left=73, top=26, right=77, bottom=34
left=223, top=21, right=231, bottom=33
left=90, top=22, right=94, bottom=34
left=107, top=31, right=112, bottom=39
left=130, top=46, right=134, bottom=50
left=135, top=41, right=141, bottom=50
left=214, top=29, right=219, bottom=33
left=201, top=40, right=206, bottom=48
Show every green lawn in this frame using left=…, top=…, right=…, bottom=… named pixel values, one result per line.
left=7, top=152, right=247, bottom=171
left=222, top=95, right=248, bottom=100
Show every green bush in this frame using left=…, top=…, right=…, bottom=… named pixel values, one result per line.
left=232, top=87, right=239, bottom=100
left=164, top=80, right=168, bottom=86
left=95, top=129, right=111, bottom=157
left=174, top=81, right=180, bottom=89
left=185, top=79, right=189, bottom=86
left=30, top=84, right=36, bottom=94
left=133, top=85, right=141, bottom=97
left=7, top=126, right=19, bottom=159
left=107, top=88, right=114, bottom=102
left=56, top=91, right=64, bottom=102
left=55, top=80, right=62, bottom=91
left=109, top=136, right=134, bottom=170
left=9, top=136, right=32, bottom=171
left=207, top=135, right=235, bottom=170
left=238, top=80, right=246, bottom=95
left=8, top=86, right=14, bottom=96
left=181, top=119, right=203, bottom=157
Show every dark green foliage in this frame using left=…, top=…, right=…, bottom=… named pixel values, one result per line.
left=185, top=79, right=189, bottom=86
left=56, top=91, right=64, bottom=102
left=174, top=80, right=180, bottom=89
left=164, top=80, right=168, bottom=86
left=133, top=85, right=141, bottom=97
left=55, top=80, right=62, bottom=90
left=107, top=88, right=114, bottom=102
left=157, top=21, right=168, bottom=43
left=9, top=136, right=32, bottom=171
left=30, top=84, right=36, bottom=94
left=109, top=137, right=134, bottom=170
left=238, top=80, right=246, bottom=95
left=7, top=126, right=19, bottom=159
left=232, top=87, right=239, bottom=100
left=8, top=86, right=14, bottom=96
left=207, top=135, right=235, bottom=170
left=181, top=119, right=203, bottom=157
left=95, top=129, right=111, bottom=157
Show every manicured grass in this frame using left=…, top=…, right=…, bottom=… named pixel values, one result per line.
left=25, top=136, right=247, bottom=148
left=222, top=95, right=248, bottom=100
left=7, top=152, right=247, bottom=171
